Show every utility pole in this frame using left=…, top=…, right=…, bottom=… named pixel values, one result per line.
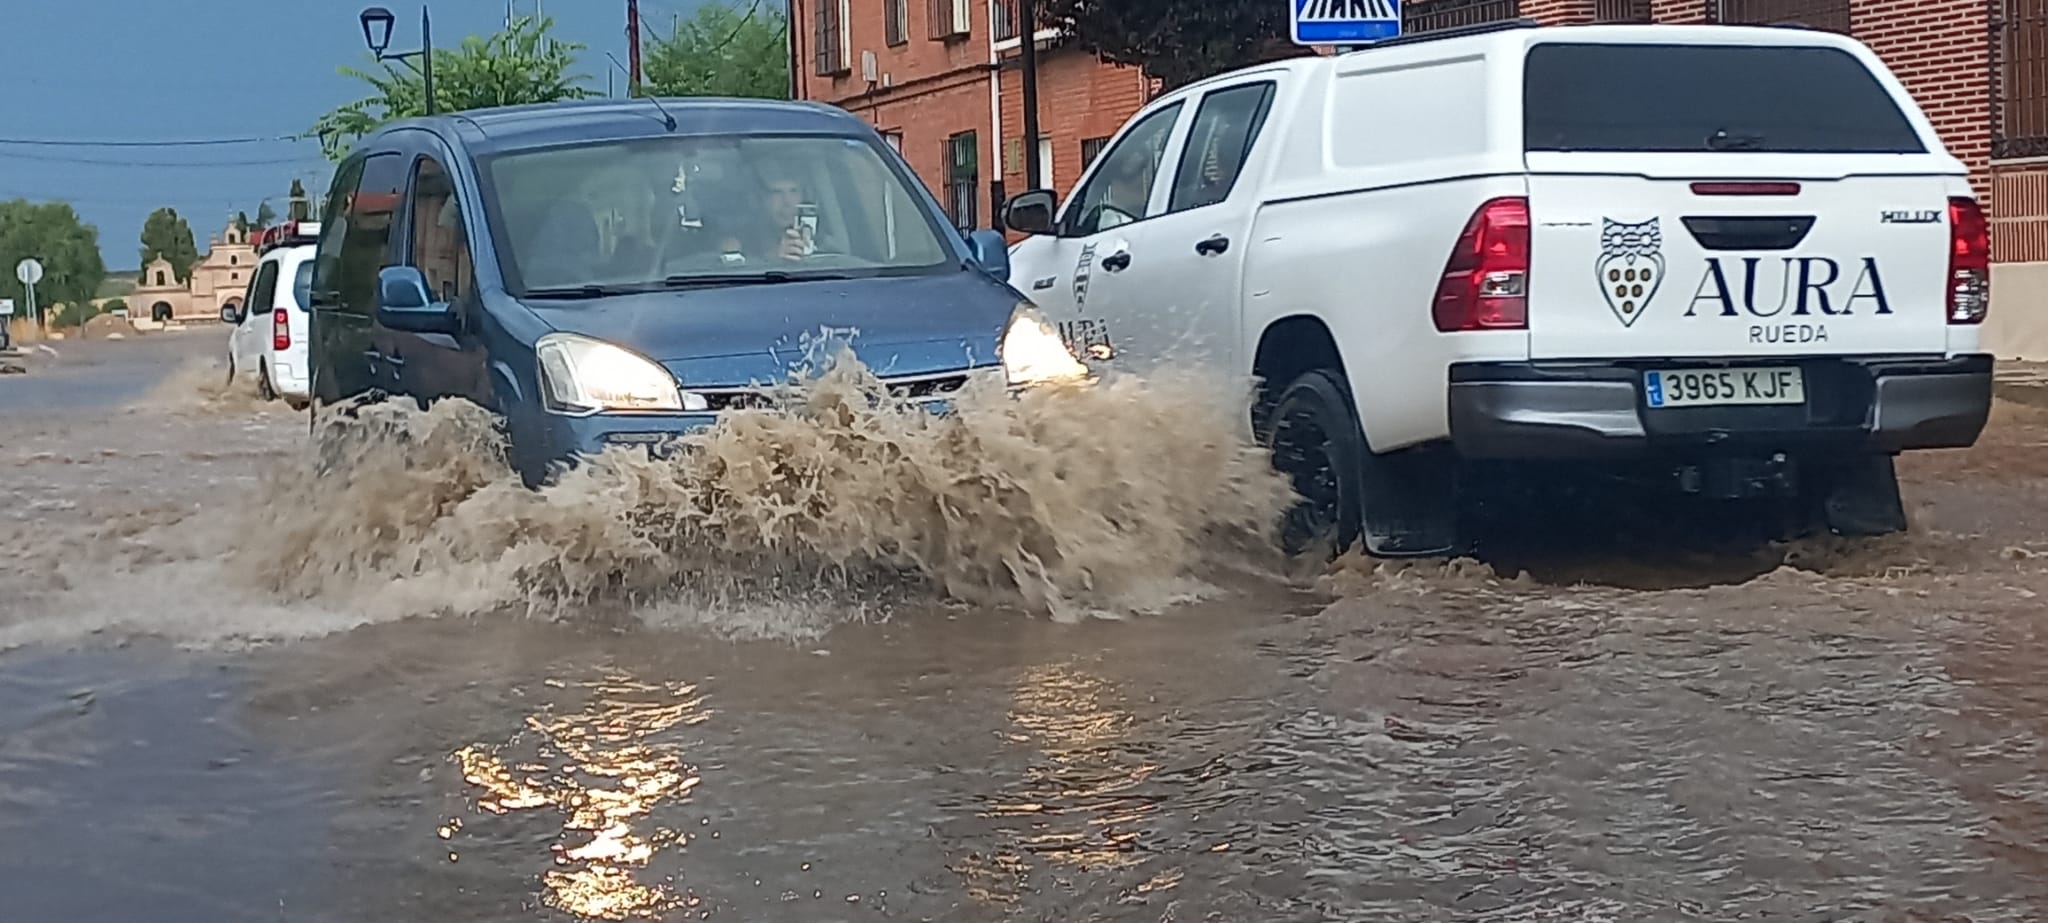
left=627, top=0, right=644, bottom=96
left=1019, top=0, right=1043, bottom=190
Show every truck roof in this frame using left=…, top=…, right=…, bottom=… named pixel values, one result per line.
left=1173, top=21, right=1874, bottom=97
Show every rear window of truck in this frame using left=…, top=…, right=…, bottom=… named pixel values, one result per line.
left=1521, top=43, right=1926, bottom=154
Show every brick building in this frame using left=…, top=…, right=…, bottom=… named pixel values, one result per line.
left=792, top=0, right=2048, bottom=357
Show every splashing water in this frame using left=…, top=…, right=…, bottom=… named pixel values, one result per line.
left=177, top=347, right=1298, bottom=639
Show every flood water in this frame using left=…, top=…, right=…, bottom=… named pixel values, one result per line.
left=4, top=331, right=2047, bottom=921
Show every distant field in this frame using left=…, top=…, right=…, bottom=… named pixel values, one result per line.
left=96, top=271, right=138, bottom=299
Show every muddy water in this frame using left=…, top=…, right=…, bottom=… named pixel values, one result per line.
left=3, top=334, right=2048, bottom=921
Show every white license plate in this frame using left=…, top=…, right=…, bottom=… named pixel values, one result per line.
left=1644, top=367, right=1805, bottom=408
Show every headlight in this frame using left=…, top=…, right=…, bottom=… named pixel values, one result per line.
left=535, top=332, right=706, bottom=414
left=999, top=303, right=1089, bottom=386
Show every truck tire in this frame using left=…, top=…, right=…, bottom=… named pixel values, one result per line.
left=1266, top=369, right=1367, bottom=556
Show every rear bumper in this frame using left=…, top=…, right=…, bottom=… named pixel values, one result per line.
left=1448, top=354, right=1994, bottom=459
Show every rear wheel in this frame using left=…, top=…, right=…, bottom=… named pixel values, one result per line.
left=1265, top=369, right=1366, bottom=557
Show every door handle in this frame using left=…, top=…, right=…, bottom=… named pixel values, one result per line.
left=1101, top=251, right=1131, bottom=272
left=1196, top=234, right=1230, bottom=256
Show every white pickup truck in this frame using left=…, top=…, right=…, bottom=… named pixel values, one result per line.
left=1000, top=20, right=1995, bottom=558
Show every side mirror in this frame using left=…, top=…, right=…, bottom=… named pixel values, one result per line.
left=375, top=265, right=458, bottom=334
left=965, top=229, right=1011, bottom=282
left=220, top=305, right=241, bottom=324
left=1001, top=190, right=1057, bottom=237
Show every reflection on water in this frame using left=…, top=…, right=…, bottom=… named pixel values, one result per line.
left=960, top=662, right=1172, bottom=903
left=449, top=672, right=709, bottom=920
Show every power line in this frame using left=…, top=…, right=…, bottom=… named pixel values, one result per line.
left=0, top=148, right=326, bottom=168
left=0, top=133, right=309, bottom=148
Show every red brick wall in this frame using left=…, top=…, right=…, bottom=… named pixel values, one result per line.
left=1648, top=0, right=1709, bottom=23
left=792, top=0, right=999, bottom=221
left=1853, top=0, right=1991, bottom=203
left=1522, top=0, right=1597, bottom=23
left=996, top=47, right=1152, bottom=199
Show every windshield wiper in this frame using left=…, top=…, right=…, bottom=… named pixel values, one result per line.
left=1706, top=128, right=1766, bottom=151
left=661, top=270, right=853, bottom=289
left=524, top=284, right=642, bottom=299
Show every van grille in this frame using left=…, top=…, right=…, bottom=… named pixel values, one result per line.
left=690, top=370, right=972, bottom=413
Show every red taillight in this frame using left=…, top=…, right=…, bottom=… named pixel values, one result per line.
left=272, top=309, right=291, bottom=350
left=1433, top=197, right=1530, bottom=332
left=1947, top=196, right=1990, bottom=325
left=1689, top=182, right=1802, bottom=196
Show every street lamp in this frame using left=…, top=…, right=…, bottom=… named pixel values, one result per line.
left=360, top=5, right=436, bottom=115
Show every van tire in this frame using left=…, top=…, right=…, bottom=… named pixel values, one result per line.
left=1265, top=369, right=1366, bottom=557
left=258, top=361, right=277, bottom=401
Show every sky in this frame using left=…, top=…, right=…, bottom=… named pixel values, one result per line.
left=0, top=0, right=710, bottom=271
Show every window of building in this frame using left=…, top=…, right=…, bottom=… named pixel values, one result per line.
left=928, top=0, right=970, bottom=39
left=230, top=271, right=238, bottom=281
left=1593, top=0, right=1651, bottom=20
left=1402, top=0, right=1521, bottom=33
left=1080, top=136, right=1110, bottom=171
left=410, top=156, right=474, bottom=304
left=881, top=130, right=904, bottom=153
left=944, top=131, right=979, bottom=231
left=993, top=0, right=1019, bottom=41
left=1716, top=0, right=1851, bottom=33
left=229, top=254, right=237, bottom=266
left=813, top=0, right=848, bottom=75
left=154, top=270, right=166, bottom=286
left=2000, top=0, right=2048, bottom=158
left=885, top=0, right=908, bottom=45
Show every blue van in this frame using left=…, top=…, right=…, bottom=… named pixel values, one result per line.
left=305, top=97, right=1085, bottom=484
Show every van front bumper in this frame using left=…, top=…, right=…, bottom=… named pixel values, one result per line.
left=1447, top=354, right=1994, bottom=459
left=518, top=395, right=964, bottom=483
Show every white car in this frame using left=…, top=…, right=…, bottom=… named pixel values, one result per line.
left=999, top=21, right=1993, bottom=557
left=223, top=221, right=319, bottom=409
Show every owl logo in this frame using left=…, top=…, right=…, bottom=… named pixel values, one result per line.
left=1596, top=217, right=1665, bottom=328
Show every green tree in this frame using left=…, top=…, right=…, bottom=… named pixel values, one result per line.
left=139, top=207, right=201, bottom=284
left=0, top=200, right=108, bottom=325
left=644, top=0, right=790, bottom=99
left=1039, top=0, right=1309, bottom=93
left=234, top=210, right=253, bottom=235
left=256, top=201, right=278, bottom=229
left=310, top=15, right=595, bottom=161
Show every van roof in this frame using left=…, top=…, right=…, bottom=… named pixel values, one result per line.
left=374, top=97, right=872, bottom=156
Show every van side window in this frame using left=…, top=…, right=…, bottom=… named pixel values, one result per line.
left=313, top=152, right=405, bottom=317
left=247, top=261, right=280, bottom=319
left=409, top=156, right=473, bottom=304
left=1168, top=82, right=1276, bottom=214
left=1061, top=102, right=1183, bottom=238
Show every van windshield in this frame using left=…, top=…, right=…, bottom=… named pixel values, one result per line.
left=479, top=134, right=956, bottom=296
left=1521, top=43, right=1926, bottom=154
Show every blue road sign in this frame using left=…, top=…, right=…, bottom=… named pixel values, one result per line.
left=1291, top=0, right=1402, bottom=45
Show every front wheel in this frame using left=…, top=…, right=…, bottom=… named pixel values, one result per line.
left=1264, top=369, right=1367, bottom=557
left=257, top=360, right=277, bottom=401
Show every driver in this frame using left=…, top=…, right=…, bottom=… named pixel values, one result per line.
left=716, top=163, right=810, bottom=264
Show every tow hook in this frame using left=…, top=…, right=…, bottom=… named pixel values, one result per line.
left=1676, top=452, right=1797, bottom=499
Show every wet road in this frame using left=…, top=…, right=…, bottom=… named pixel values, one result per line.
left=3, top=331, right=2047, bottom=921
